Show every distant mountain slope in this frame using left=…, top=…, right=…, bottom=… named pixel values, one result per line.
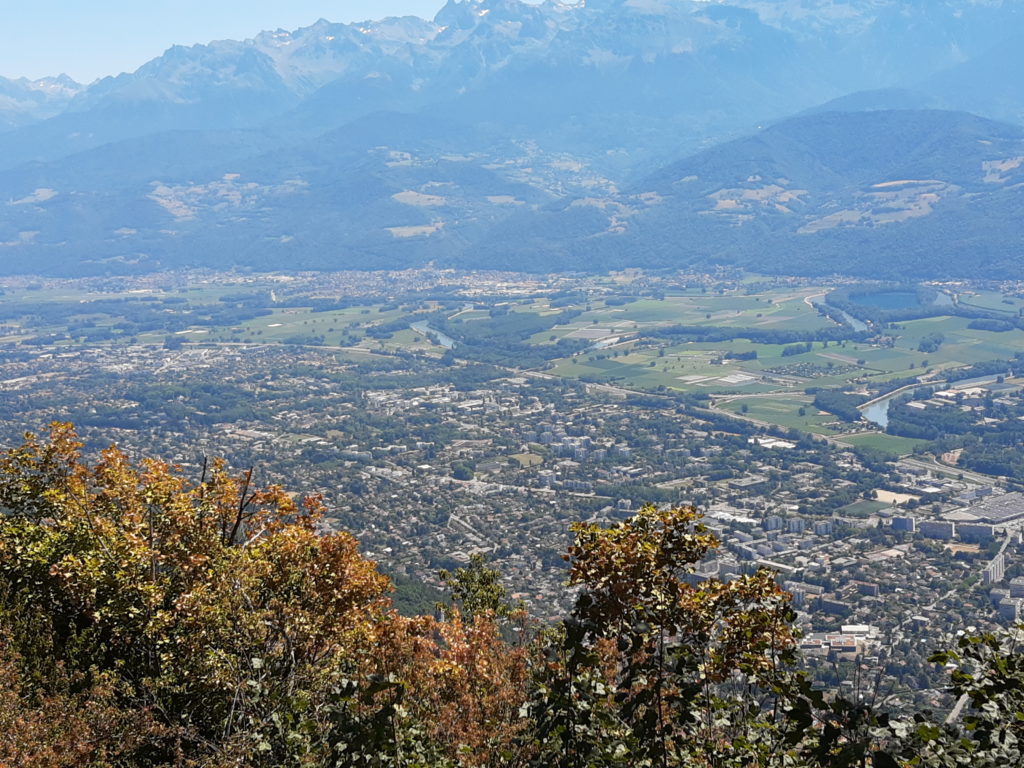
left=921, top=33, right=1024, bottom=126
left=3, top=108, right=1022, bottom=280
left=0, top=75, right=81, bottom=132
left=798, top=89, right=940, bottom=117
left=0, top=111, right=569, bottom=275
left=471, top=110, right=1024, bottom=279
left=0, top=46, right=299, bottom=168
left=1, top=1, right=1024, bottom=277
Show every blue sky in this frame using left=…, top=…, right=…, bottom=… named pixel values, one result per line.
left=1, top=1, right=449, bottom=82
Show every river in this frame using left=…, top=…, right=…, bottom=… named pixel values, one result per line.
left=410, top=321, right=457, bottom=349
left=860, top=398, right=895, bottom=429
left=836, top=310, right=868, bottom=333
left=859, top=372, right=1009, bottom=428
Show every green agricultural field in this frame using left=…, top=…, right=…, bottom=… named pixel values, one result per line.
left=526, top=285, right=1024, bottom=442
left=3, top=284, right=193, bottom=305
left=526, top=286, right=833, bottom=344
left=6, top=275, right=1024, bottom=459
left=384, top=328, right=437, bottom=352
left=717, top=397, right=838, bottom=433
left=834, top=432, right=930, bottom=456
left=232, top=305, right=411, bottom=346
left=956, top=289, right=1024, bottom=315
left=551, top=338, right=793, bottom=393
left=552, top=335, right=881, bottom=396
left=874, top=316, right=1024, bottom=371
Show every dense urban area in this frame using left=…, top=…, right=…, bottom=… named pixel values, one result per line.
left=3, top=267, right=1024, bottom=713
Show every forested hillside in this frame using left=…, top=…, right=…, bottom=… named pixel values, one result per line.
left=477, top=110, right=1024, bottom=280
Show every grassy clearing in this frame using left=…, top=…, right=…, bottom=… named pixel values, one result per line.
left=834, top=432, right=929, bottom=456
left=717, top=397, right=837, bottom=433
left=840, top=499, right=891, bottom=516
left=550, top=342, right=785, bottom=393
left=956, top=289, right=1024, bottom=315
left=510, top=453, right=544, bottom=468
left=230, top=306, right=411, bottom=346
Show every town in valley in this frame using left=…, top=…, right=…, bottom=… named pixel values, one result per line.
left=4, top=267, right=1024, bottom=710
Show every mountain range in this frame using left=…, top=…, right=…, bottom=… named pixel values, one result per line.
left=0, top=74, right=82, bottom=132
left=2, top=0, right=1023, bottom=278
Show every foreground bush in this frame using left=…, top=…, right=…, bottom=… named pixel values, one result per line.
left=1, top=424, right=1023, bottom=767
left=0, top=425, right=530, bottom=766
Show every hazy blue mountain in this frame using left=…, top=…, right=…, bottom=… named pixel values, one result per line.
left=0, top=75, right=82, bottom=132
left=475, top=109, right=1024, bottom=279
left=0, top=110, right=568, bottom=275
left=0, top=45, right=300, bottom=169
left=0, top=130, right=285, bottom=191
left=735, top=0, right=1024, bottom=86
left=920, top=33, right=1024, bottom=126
left=5, top=107, right=1022, bottom=279
left=1, top=0, right=1024, bottom=277
left=798, top=89, right=940, bottom=117
left=8, top=0, right=1022, bottom=168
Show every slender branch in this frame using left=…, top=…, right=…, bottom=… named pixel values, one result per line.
left=226, top=466, right=255, bottom=546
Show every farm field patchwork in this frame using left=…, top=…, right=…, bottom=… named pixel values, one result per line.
left=3, top=275, right=1023, bottom=460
